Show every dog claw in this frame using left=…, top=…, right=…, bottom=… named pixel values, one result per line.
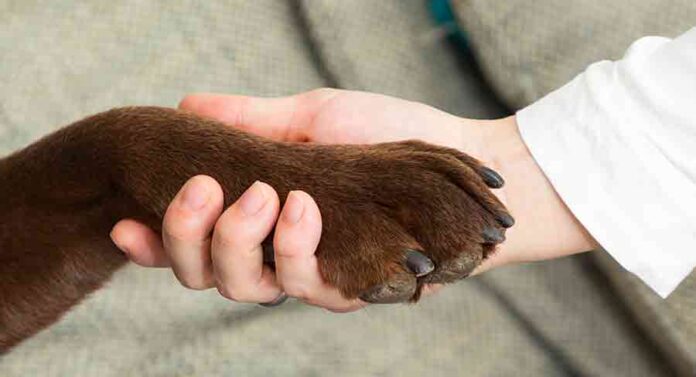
left=482, top=227, right=505, bottom=244
left=405, top=249, right=435, bottom=277
left=480, top=166, right=505, bottom=188
left=496, top=212, right=515, bottom=228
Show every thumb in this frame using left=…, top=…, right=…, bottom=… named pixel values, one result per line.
left=178, top=89, right=339, bottom=142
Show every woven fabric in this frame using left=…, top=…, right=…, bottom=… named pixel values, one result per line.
left=0, top=1, right=675, bottom=375
left=0, top=0, right=323, bottom=155
left=452, top=0, right=696, bottom=109
left=452, top=0, right=696, bottom=374
left=297, top=1, right=507, bottom=119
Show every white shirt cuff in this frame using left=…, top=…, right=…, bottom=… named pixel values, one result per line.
left=516, top=46, right=696, bottom=297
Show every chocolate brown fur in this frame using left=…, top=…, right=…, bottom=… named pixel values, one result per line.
left=0, top=107, right=512, bottom=352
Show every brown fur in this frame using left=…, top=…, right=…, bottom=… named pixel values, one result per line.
left=0, top=107, right=512, bottom=352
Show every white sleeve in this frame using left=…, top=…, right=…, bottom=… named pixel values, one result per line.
left=516, top=27, right=696, bottom=298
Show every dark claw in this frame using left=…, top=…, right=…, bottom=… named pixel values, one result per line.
left=496, top=212, right=515, bottom=228
left=405, top=250, right=435, bottom=277
left=480, top=166, right=505, bottom=188
left=482, top=226, right=506, bottom=244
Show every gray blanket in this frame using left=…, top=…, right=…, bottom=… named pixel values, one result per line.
left=0, top=1, right=674, bottom=375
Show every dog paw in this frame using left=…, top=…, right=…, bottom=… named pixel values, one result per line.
left=285, top=140, right=514, bottom=303
left=79, top=107, right=513, bottom=304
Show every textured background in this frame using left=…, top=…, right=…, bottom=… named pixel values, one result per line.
left=0, top=1, right=678, bottom=376
left=453, top=1, right=696, bottom=374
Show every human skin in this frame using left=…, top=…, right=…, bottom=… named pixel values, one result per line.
left=110, top=89, right=599, bottom=312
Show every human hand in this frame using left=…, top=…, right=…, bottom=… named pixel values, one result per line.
left=173, top=89, right=597, bottom=272
left=110, top=89, right=597, bottom=311
left=110, top=89, right=462, bottom=311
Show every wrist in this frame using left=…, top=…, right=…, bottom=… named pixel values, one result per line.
left=461, top=116, right=598, bottom=274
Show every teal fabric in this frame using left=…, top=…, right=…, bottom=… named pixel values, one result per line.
left=429, top=0, right=469, bottom=51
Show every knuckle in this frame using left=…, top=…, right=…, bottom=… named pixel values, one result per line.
left=163, top=214, right=201, bottom=242
left=270, top=235, right=301, bottom=260
left=212, top=212, right=239, bottom=243
left=212, top=216, right=230, bottom=238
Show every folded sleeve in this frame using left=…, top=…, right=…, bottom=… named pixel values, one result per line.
left=516, top=27, right=696, bottom=297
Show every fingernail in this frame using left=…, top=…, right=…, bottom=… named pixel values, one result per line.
left=480, top=167, right=505, bottom=188
left=496, top=212, right=515, bottom=228
left=405, top=250, right=435, bottom=277
left=283, top=191, right=305, bottom=224
left=180, top=178, right=210, bottom=211
left=482, top=226, right=506, bottom=244
left=239, top=181, right=268, bottom=216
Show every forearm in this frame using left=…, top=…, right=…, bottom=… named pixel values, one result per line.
left=465, top=116, right=598, bottom=274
